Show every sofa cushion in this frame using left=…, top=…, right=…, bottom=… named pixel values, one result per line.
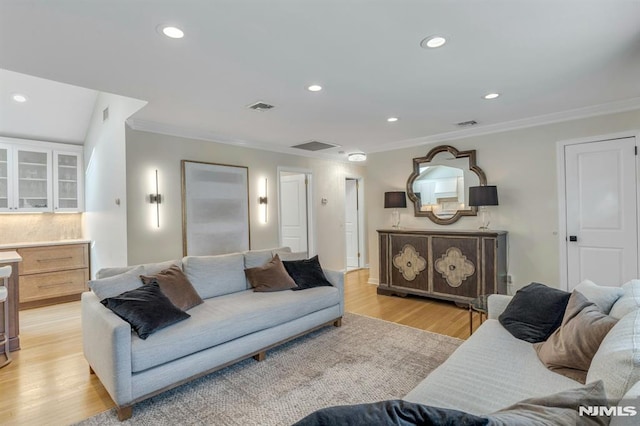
left=586, top=309, right=640, bottom=400
left=283, top=256, right=333, bottom=290
left=89, top=266, right=144, bottom=300
left=140, top=265, right=203, bottom=311
left=130, top=285, right=340, bottom=372
left=534, top=291, right=618, bottom=383
left=182, top=253, right=246, bottom=299
left=243, top=247, right=291, bottom=269
left=245, top=254, right=298, bottom=292
left=488, top=380, right=609, bottom=426
left=498, top=282, right=571, bottom=343
left=610, top=279, right=640, bottom=320
left=575, top=279, right=624, bottom=314
left=403, top=319, right=581, bottom=415
left=101, top=282, right=190, bottom=340
left=96, top=260, right=182, bottom=279
left=275, top=251, right=308, bottom=261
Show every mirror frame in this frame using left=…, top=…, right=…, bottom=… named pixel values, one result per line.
left=406, top=145, right=487, bottom=225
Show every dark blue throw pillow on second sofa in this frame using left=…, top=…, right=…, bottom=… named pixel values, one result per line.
left=282, top=255, right=333, bottom=290
left=498, top=282, right=570, bottom=343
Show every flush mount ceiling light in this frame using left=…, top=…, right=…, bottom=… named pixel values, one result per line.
left=12, top=93, right=27, bottom=103
left=387, top=117, right=399, bottom=122
left=420, top=35, right=446, bottom=49
left=159, top=25, right=184, bottom=39
left=483, top=93, right=500, bottom=100
left=307, top=84, right=322, bottom=92
left=348, top=152, right=367, bottom=162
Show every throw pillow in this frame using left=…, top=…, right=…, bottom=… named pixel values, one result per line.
left=534, top=291, right=618, bottom=383
left=293, top=400, right=488, bottom=426
left=89, top=265, right=145, bottom=300
left=140, top=265, right=204, bottom=310
left=282, top=255, right=333, bottom=290
left=100, top=282, right=190, bottom=340
left=498, top=282, right=571, bottom=343
left=487, top=380, right=609, bottom=426
left=574, top=279, right=624, bottom=314
left=244, top=254, right=298, bottom=292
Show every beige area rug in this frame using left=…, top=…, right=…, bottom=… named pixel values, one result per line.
left=78, top=313, right=462, bottom=426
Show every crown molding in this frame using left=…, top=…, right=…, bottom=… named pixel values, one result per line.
left=368, top=97, right=640, bottom=153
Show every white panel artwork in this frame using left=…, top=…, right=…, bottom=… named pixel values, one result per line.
left=182, top=160, right=250, bottom=256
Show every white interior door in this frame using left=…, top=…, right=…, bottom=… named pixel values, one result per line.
left=565, top=136, right=638, bottom=289
left=280, top=173, right=308, bottom=253
left=345, top=178, right=359, bottom=269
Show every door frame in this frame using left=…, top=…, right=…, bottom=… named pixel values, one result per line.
left=344, top=174, right=366, bottom=271
left=556, top=130, right=640, bottom=290
left=277, top=167, right=315, bottom=255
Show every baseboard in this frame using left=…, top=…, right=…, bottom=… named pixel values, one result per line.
left=368, top=278, right=379, bottom=285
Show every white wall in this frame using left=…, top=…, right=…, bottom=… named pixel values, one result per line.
left=366, top=109, right=640, bottom=291
left=83, top=93, right=146, bottom=277
left=125, top=129, right=366, bottom=271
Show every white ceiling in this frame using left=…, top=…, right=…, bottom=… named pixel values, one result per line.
left=1, top=1, right=639, bottom=160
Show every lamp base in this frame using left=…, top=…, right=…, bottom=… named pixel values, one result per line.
left=478, top=207, right=491, bottom=230
left=391, top=209, right=400, bottom=228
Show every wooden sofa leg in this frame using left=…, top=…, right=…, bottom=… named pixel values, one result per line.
left=253, top=351, right=266, bottom=362
left=89, top=366, right=95, bottom=375
left=333, top=318, right=342, bottom=327
left=117, top=405, right=133, bottom=421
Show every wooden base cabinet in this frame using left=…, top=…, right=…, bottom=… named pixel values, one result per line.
left=378, top=229, right=507, bottom=304
left=17, top=243, right=90, bottom=309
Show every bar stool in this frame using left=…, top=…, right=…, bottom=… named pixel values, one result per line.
left=0, top=265, right=12, bottom=368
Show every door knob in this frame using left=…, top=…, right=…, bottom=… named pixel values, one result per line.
left=569, top=235, right=578, bottom=242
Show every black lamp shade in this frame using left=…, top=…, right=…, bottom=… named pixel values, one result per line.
left=384, top=191, right=407, bottom=208
left=468, top=186, right=498, bottom=206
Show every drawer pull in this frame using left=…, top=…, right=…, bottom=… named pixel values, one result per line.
left=38, top=282, right=73, bottom=289
left=37, top=256, right=74, bottom=262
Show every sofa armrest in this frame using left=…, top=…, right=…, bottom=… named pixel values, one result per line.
left=487, top=294, right=513, bottom=319
left=323, top=269, right=345, bottom=316
left=81, top=291, right=133, bottom=406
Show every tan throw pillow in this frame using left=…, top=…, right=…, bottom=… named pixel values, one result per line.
left=245, top=254, right=297, bottom=292
left=140, top=265, right=204, bottom=311
left=534, top=291, right=618, bottom=383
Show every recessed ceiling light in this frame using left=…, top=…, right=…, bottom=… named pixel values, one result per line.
left=161, top=26, right=184, bottom=39
left=483, top=93, right=500, bottom=100
left=307, top=85, right=322, bottom=92
left=12, top=94, right=27, bottom=103
left=348, top=152, right=367, bottom=162
left=387, top=117, right=399, bottom=123
left=420, top=36, right=446, bottom=49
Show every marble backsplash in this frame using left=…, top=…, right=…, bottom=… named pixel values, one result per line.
left=0, top=213, right=84, bottom=244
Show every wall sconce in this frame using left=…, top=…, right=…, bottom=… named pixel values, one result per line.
left=259, top=178, right=268, bottom=224
left=149, top=169, right=162, bottom=228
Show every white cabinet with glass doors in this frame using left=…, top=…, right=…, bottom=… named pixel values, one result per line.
left=0, top=138, right=83, bottom=213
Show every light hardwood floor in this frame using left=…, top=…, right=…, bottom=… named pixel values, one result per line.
left=0, top=269, right=475, bottom=425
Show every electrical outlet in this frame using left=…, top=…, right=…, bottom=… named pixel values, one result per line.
left=507, top=275, right=513, bottom=284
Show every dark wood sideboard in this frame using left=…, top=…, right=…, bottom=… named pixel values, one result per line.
left=377, top=229, right=507, bottom=304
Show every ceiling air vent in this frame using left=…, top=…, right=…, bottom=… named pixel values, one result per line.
left=291, top=141, right=341, bottom=151
left=247, top=101, right=275, bottom=111
left=456, top=120, right=478, bottom=127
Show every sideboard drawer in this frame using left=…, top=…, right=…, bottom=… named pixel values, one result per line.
left=18, top=244, right=88, bottom=275
left=19, top=269, right=89, bottom=303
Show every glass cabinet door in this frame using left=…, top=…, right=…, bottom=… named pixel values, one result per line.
left=0, top=145, right=11, bottom=211
left=16, top=148, right=51, bottom=211
left=54, top=151, right=82, bottom=211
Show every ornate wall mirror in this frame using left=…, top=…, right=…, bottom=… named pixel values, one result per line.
left=407, top=145, right=487, bottom=225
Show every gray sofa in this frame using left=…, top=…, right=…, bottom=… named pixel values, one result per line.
left=81, top=248, right=344, bottom=420
left=404, top=279, right=640, bottom=425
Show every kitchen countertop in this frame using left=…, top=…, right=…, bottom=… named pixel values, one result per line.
left=0, top=239, right=91, bottom=250
left=0, top=250, right=22, bottom=263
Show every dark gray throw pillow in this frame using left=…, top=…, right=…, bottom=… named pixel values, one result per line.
left=282, top=255, right=333, bottom=290
left=499, top=282, right=570, bottom=343
left=101, top=282, right=190, bottom=339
